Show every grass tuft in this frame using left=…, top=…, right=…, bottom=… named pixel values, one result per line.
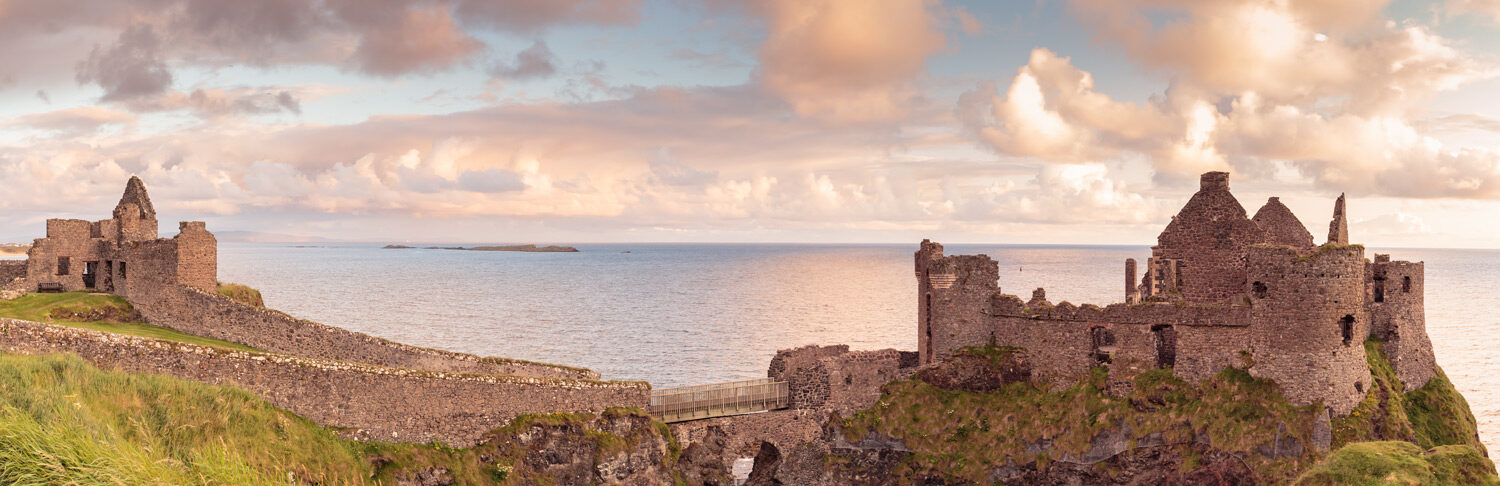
left=215, top=282, right=264, bottom=308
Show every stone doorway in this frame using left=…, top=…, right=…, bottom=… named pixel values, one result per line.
left=82, top=261, right=98, bottom=289
left=1152, top=324, right=1177, bottom=368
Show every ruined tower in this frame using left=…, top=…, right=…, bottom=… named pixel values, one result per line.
left=1143, top=172, right=1269, bottom=303
left=1328, top=193, right=1349, bottom=245
left=113, top=176, right=159, bottom=243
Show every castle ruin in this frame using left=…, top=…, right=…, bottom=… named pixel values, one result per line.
left=916, top=172, right=1435, bottom=415
left=5, top=176, right=217, bottom=298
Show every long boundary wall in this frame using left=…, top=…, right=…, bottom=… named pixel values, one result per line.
left=124, top=282, right=597, bottom=380
left=0, top=318, right=647, bottom=447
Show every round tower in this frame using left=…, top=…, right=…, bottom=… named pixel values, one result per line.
left=1246, top=245, right=1371, bottom=415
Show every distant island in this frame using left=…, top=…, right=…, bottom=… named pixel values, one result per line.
left=383, top=244, right=578, bottom=253
left=0, top=244, right=29, bottom=256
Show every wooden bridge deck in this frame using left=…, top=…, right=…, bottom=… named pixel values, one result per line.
left=649, top=378, right=789, bottom=423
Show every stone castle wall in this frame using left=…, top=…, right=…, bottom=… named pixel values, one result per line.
left=1368, top=259, right=1435, bottom=390
left=25, top=219, right=106, bottom=292
left=1246, top=245, right=1371, bottom=415
left=916, top=240, right=998, bottom=364
left=0, top=318, right=646, bottom=447
left=172, top=222, right=216, bottom=292
left=769, top=345, right=913, bottom=413
left=0, top=261, right=24, bottom=287
left=127, top=281, right=598, bottom=380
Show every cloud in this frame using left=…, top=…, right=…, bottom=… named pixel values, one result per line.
left=489, top=40, right=558, bottom=80
left=345, top=4, right=483, bottom=76
left=75, top=23, right=174, bottom=101
left=961, top=1, right=1500, bottom=199
left=1447, top=0, right=1500, bottom=23
left=453, top=0, right=641, bottom=32
left=116, top=87, right=305, bottom=118
left=747, top=0, right=948, bottom=123
left=3, top=106, right=137, bottom=135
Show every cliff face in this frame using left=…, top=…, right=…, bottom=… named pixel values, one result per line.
left=732, top=343, right=1494, bottom=485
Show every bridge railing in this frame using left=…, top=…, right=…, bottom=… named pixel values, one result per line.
left=650, top=378, right=789, bottom=423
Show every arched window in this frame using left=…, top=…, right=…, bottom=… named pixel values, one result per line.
left=1340, top=315, right=1355, bottom=346
left=1090, top=327, right=1117, bottom=365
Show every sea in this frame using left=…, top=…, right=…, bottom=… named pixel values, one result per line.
left=215, top=243, right=1499, bottom=453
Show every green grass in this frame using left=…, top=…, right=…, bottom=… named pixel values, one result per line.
left=0, top=292, right=258, bottom=352
left=1295, top=441, right=1499, bottom=486
left=215, top=282, right=264, bottom=308
left=1333, top=339, right=1486, bottom=454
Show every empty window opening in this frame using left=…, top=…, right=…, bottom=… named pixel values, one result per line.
left=1355, top=381, right=1364, bottom=393
left=1373, top=276, right=1385, bottom=303
left=56, top=257, right=70, bottom=276
left=1340, top=315, right=1355, bottom=346
left=82, top=261, right=98, bottom=289
left=119, top=262, right=127, bottom=279
left=1402, top=276, right=1412, bottom=293
left=1152, top=324, right=1177, bottom=369
left=1090, top=327, right=1117, bottom=365
left=1252, top=281, right=1267, bottom=299
left=923, top=293, right=933, bottom=360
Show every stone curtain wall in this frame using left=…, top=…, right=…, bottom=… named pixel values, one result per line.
left=128, top=282, right=599, bottom=380
left=0, top=318, right=646, bottom=447
left=1247, top=245, right=1372, bottom=415
left=1368, top=259, right=1436, bottom=390
left=919, top=252, right=998, bottom=365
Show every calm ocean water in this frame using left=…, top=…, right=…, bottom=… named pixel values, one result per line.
left=217, top=243, right=1500, bottom=453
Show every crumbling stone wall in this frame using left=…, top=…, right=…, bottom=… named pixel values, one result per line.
left=1367, top=258, right=1435, bottom=390
left=25, top=219, right=106, bottom=292
left=915, top=240, right=997, bottom=364
left=128, top=282, right=598, bottom=380
left=768, top=345, right=913, bottom=412
left=0, top=261, right=25, bottom=287
left=172, top=222, right=216, bottom=292
left=0, top=318, right=646, bottom=447
left=1247, top=245, right=1371, bottom=415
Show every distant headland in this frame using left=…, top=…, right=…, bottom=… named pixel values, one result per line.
left=382, top=244, right=579, bottom=252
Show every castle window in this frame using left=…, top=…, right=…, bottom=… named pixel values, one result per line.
left=1340, top=315, right=1355, bottom=346
left=1373, top=276, right=1385, bottom=303
left=119, top=262, right=127, bottom=279
left=56, top=257, right=70, bottom=276
left=1252, top=281, right=1267, bottom=299
left=1403, top=276, right=1411, bottom=293
left=1152, top=325, right=1177, bottom=369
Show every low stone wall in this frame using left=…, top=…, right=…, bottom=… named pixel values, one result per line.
left=0, top=261, right=24, bottom=293
left=769, top=345, right=913, bottom=413
left=0, top=318, right=648, bottom=447
left=126, top=283, right=597, bottom=380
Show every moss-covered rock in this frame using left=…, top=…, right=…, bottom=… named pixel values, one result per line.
left=216, top=282, right=264, bottom=308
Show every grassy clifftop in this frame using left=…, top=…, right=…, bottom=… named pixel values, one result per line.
left=836, top=342, right=1496, bottom=484
left=0, top=292, right=255, bottom=352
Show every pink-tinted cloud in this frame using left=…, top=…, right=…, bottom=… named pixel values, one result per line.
left=962, top=0, right=1500, bottom=199
left=748, top=0, right=948, bottom=123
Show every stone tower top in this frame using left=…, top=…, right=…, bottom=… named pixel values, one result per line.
left=115, top=176, right=156, bottom=220
left=1200, top=171, right=1230, bottom=191
left=1328, top=193, right=1349, bottom=245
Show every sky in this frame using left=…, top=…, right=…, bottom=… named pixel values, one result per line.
left=2, top=0, right=1500, bottom=247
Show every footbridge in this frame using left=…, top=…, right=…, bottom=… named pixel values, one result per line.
left=649, top=378, right=789, bottom=423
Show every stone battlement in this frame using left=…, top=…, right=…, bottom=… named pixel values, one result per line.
left=917, top=172, right=1435, bottom=415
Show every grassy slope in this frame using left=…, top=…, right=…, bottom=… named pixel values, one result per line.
left=215, top=282, right=264, bottom=308
left=1333, top=340, right=1486, bottom=453
left=1296, top=441, right=1500, bottom=486
left=0, top=292, right=257, bottom=352
left=0, top=352, right=657, bottom=485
